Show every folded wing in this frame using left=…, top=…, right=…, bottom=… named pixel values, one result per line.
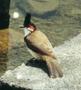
left=25, top=30, right=55, bottom=57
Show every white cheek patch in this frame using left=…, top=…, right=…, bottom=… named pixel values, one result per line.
left=27, top=27, right=34, bottom=31
left=24, top=28, right=31, bottom=37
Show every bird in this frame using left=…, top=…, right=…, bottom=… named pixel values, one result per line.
left=21, top=13, right=63, bottom=78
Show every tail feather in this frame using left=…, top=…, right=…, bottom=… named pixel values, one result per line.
left=50, top=59, right=63, bottom=77
left=43, top=56, right=63, bottom=78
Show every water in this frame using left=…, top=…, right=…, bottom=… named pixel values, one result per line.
left=0, top=54, right=8, bottom=76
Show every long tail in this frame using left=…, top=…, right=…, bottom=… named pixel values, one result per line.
left=43, top=56, right=63, bottom=78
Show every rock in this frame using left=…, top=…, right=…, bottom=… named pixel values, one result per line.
left=0, top=34, right=81, bottom=90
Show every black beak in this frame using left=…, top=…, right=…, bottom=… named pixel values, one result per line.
left=19, top=25, right=24, bottom=28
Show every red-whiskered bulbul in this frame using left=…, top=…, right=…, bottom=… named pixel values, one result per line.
left=21, top=13, right=63, bottom=78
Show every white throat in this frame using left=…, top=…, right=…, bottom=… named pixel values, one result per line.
left=24, top=28, right=31, bottom=37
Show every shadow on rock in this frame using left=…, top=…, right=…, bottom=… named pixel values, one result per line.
left=26, top=58, right=50, bottom=76
left=0, top=81, right=31, bottom=90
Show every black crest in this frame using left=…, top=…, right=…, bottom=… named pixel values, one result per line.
left=23, top=13, right=31, bottom=27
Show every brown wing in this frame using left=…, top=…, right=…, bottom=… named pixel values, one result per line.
left=25, top=30, right=55, bottom=57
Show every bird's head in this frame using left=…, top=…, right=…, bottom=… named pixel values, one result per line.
left=20, top=13, right=36, bottom=32
left=25, top=23, right=36, bottom=32
left=20, top=13, right=36, bottom=36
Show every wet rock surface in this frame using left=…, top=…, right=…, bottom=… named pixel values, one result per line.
left=0, top=34, right=81, bottom=90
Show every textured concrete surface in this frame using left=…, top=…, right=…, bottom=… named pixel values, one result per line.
left=0, top=34, right=81, bottom=90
